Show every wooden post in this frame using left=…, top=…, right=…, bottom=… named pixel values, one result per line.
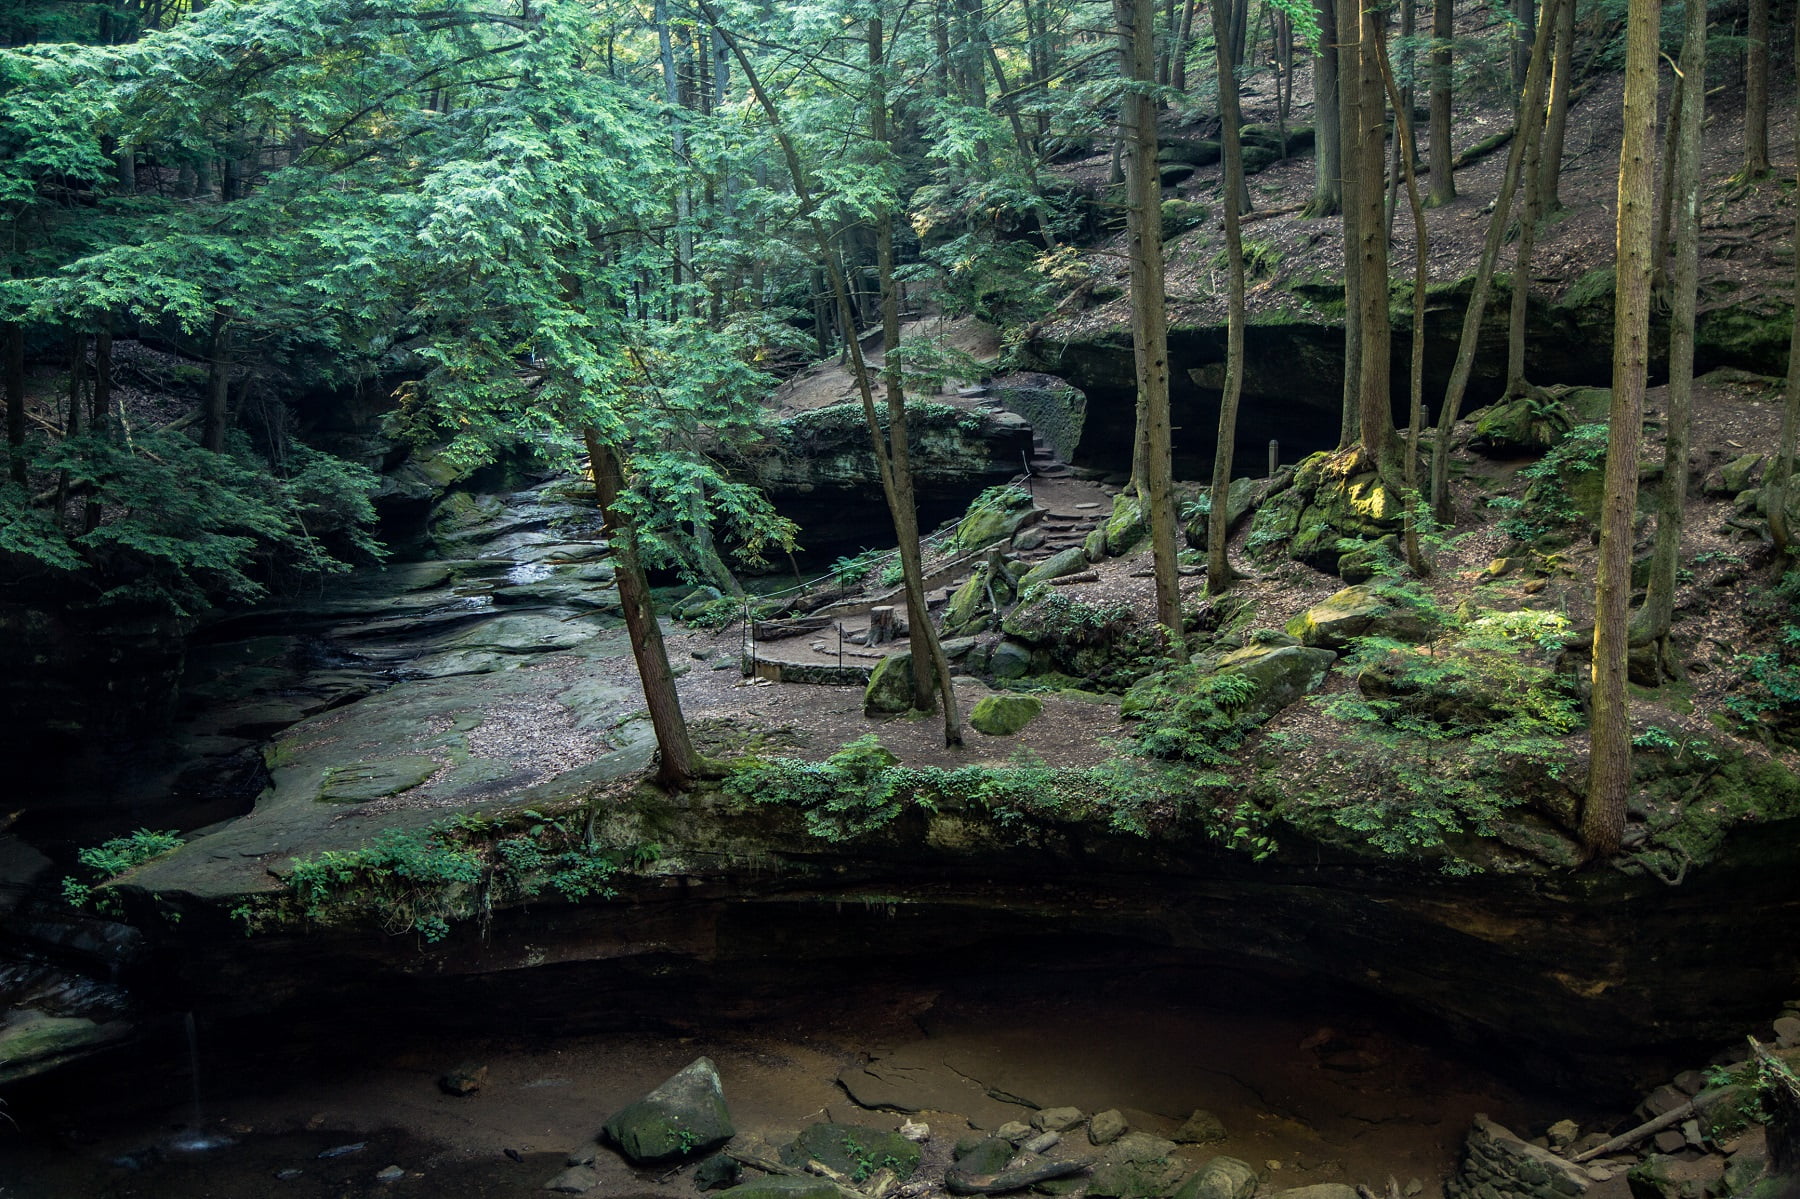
left=1268, top=440, right=1279, bottom=477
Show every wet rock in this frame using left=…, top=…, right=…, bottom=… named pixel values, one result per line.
left=544, top=1164, right=600, bottom=1193
left=695, top=1152, right=742, bottom=1191
left=1173, top=1110, right=1228, bottom=1145
left=1090, top=1110, right=1129, bottom=1146
left=1176, top=1156, right=1259, bottom=1199
left=375, top=1164, right=405, bottom=1182
left=1033, top=1107, right=1086, bottom=1133
left=779, top=1123, right=921, bottom=1182
left=600, top=1056, right=735, bottom=1165
left=318, top=1142, right=366, bottom=1159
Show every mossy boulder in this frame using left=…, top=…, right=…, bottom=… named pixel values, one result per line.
left=1182, top=477, right=1262, bottom=550
left=990, top=640, right=1035, bottom=680
left=1088, top=1133, right=1186, bottom=1199
left=601, top=1056, right=735, bottom=1165
left=1286, top=584, right=1435, bottom=651
left=955, top=488, right=1038, bottom=552
left=1471, top=394, right=1574, bottom=454
left=953, top=1138, right=1018, bottom=1174
left=1159, top=139, right=1221, bottom=166
left=1020, top=547, right=1090, bottom=590
left=780, top=1123, right=921, bottom=1182
left=970, top=694, right=1044, bottom=736
left=944, top=558, right=1019, bottom=636
left=1336, top=535, right=1400, bottom=584
left=864, top=654, right=918, bottom=715
left=1162, top=199, right=1210, bottom=239
left=1283, top=453, right=1405, bottom=573
left=1721, top=453, right=1767, bottom=494
left=1206, top=642, right=1337, bottom=722
left=714, top=1178, right=841, bottom=1199
left=1103, top=493, right=1149, bottom=557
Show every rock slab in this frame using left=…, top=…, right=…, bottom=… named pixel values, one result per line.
left=601, top=1056, right=735, bottom=1165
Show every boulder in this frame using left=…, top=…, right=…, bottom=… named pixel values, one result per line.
left=1625, top=1153, right=1724, bottom=1199
left=989, top=640, right=1034, bottom=680
left=1176, top=1156, right=1259, bottom=1199
left=1160, top=140, right=1222, bottom=166
left=1090, top=1110, right=1130, bottom=1146
left=600, top=1056, right=735, bottom=1165
left=1722, top=453, right=1767, bottom=494
left=1286, top=585, right=1435, bottom=651
left=781, top=1124, right=921, bottom=1182
left=969, top=695, right=1043, bottom=736
left=1472, top=395, right=1575, bottom=454
left=544, top=1165, right=600, bottom=1193
left=714, top=1178, right=842, bottom=1199
left=954, top=1137, right=1018, bottom=1174
left=1020, top=548, right=1091, bottom=591
left=864, top=654, right=917, bottom=715
left=1268, top=1186, right=1357, bottom=1199
left=955, top=489, right=1038, bottom=552
left=1162, top=200, right=1209, bottom=239
left=1206, top=642, right=1337, bottom=722
left=1104, top=494, right=1149, bottom=557
left=695, top=1153, right=742, bottom=1191
left=1173, top=1110, right=1227, bottom=1145
left=1336, top=536, right=1401, bottom=585
left=1183, top=477, right=1262, bottom=550
left=1034, top=1107, right=1087, bottom=1133
left=1089, top=1134, right=1185, bottom=1199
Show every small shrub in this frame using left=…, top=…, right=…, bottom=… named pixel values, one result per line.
left=61, top=829, right=184, bottom=913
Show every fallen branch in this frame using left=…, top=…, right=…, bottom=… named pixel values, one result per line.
left=1571, top=1086, right=1737, bottom=1162
left=1241, top=202, right=1306, bottom=224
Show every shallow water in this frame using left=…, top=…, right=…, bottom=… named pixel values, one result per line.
left=0, top=970, right=1582, bottom=1199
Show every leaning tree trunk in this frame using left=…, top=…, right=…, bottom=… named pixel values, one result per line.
left=586, top=431, right=701, bottom=791
left=1117, top=0, right=1188, bottom=658
left=1206, top=0, right=1248, bottom=595
left=1539, top=0, right=1575, bottom=209
left=1638, top=0, right=1705, bottom=671
left=1584, top=0, right=1657, bottom=859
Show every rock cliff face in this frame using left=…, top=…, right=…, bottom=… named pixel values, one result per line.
left=121, top=780, right=1800, bottom=1101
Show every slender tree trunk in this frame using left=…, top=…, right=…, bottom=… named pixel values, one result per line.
left=1584, top=0, right=1657, bottom=859
left=1171, top=0, right=1200, bottom=93
left=4, top=321, right=24, bottom=485
left=1353, top=0, right=1392, bottom=469
left=1512, top=0, right=1534, bottom=93
left=1337, top=0, right=1363, bottom=450
left=202, top=315, right=232, bottom=452
left=87, top=324, right=112, bottom=533
left=1426, top=0, right=1455, bottom=207
left=586, top=431, right=700, bottom=790
left=707, top=2, right=966, bottom=741
left=1505, top=79, right=1548, bottom=396
left=1653, top=81, right=1683, bottom=293
left=1539, top=0, right=1575, bottom=209
left=1207, top=0, right=1248, bottom=595
left=657, top=0, right=694, bottom=312
left=1640, top=0, right=1705, bottom=666
left=1764, top=15, right=1800, bottom=556
left=1305, top=0, right=1342, bottom=217
left=1377, top=30, right=1432, bottom=577
left=55, top=333, right=83, bottom=526
left=1743, top=0, right=1771, bottom=179
left=1427, top=0, right=1562, bottom=519
left=1117, top=0, right=1188, bottom=658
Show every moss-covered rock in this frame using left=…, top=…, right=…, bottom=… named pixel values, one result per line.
left=780, top=1123, right=921, bottom=1182
left=954, top=486, right=1038, bottom=553
left=1280, top=452, right=1406, bottom=573
left=1207, top=642, right=1337, bottom=722
left=1175, top=1158, right=1259, bottom=1199
left=1286, top=585, right=1434, bottom=650
left=601, top=1056, right=735, bottom=1165
left=864, top=654, right=917, bottom=715
left=1336, top=536, right=1400, bottom=585
left=1089, top=1133, right=1186, bottom=1199
left=970, top=694, right=1044, bottom=736
left=1159, top=139, right=1221, bottom=166
left=1104, top=493, right=1149, bottom=557
left=1020, top=547, right=1091, bottom=590
left=1162, top=199, right=1210, bottom=239
left=1471, top=394, right=1574, bottom=454
left=1182, top=477, right=1262, bottom=550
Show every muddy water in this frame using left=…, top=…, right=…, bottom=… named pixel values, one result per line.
left=0, top=970, right=1581, bottom=1199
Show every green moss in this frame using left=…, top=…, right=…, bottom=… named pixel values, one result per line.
left=969, top=694, right=1044, bottom=736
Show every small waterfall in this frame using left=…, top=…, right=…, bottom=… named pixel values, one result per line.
left=165, top=1012, right=232, bottom=1153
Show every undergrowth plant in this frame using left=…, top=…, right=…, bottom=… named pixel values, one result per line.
left=1726, top=569, right=1800, bottom=744
left=1486, top=422, right=1609, bottom=545
left=61, top=829, right=184, bottom=914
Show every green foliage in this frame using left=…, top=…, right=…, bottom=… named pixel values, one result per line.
left=1726, top=570, right=1800, bottom=743
left=1489, top=423, right=1609, bottom=544
left=832, top=549, right=882, bottom=588
left=1125, top=666, right=1261, bottom=768
left=61, top=829, right=183, bottom=914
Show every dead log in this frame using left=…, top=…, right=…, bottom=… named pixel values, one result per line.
left=1571, top=1086, right=1737, bottom=1162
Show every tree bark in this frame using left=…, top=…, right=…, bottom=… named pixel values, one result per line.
left=1584, top=0, right=1657, bottom=858
left=1539, top=0, right=1575, bottom=209
left=1639, top=0, right=1705, bottom=664
left=1117, top=0, right=1187, bottom=657
left=1512, top=0, right=1534, bottom=92
left=1206, top=0, right=1248, bottom=595
left=1354, top=0, right=1393, bottom=470
left=586, top=432, right=700, bottom=790
left=1336, top=0, right=1363, bottom=450
left=4, top=321, right=24, bottom=485
left=202, top=314, right=232, bottom=452
left=87, top=324, right=113, bottom=533
left=1742, top=0, right=1770, bottom=179
left=1304, top=0, right=1342, bottom=217
left=1426, top=0, right=1455, bottom=207
left=1505, top=72, right=1548, bottom=396
left=1427, top=0, right=1562, bottom=519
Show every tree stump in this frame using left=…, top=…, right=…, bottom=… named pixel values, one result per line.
left=868, top=606, right=897, bottom=646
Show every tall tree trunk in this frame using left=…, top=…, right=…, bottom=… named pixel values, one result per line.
left=1639, top=0, right=1705, bottom=666
left=1171, top=0, right=1200, bottom=93
left=1336, top=0, right=1363, bottom=450
left=1117, top=0, right=1188, bottom=659
left=1742, top=0, right=1771, bottom=179
left=706, top=2, right=966, bottom=742
left=1653, top=81, right=1683, bottom=293
left=1377, top=29, right=1432, bottom=577
left=657, top=0, right=694, bottom=312
left=1427, top=0, right=1562, bottom=519
left=1539, top=0, right=1575, bottom=209
left=1206, top=0, right=1248, bottom=595
left=1505, top=77, right=1548, bottom=397
left=201, top=314, right=231, bottom=452
left=1353, top=0, right=1392, bottom=469
left=1426, top=0, right=1455, bottom=207
left=1304, top=0, right=1342, bottom=217
left=1584, top=0, right=1657, bottom=859
left=87, top=324, right=112, bottom=533
left=586, top=431, right=700, bottom=790
left=4, top=321, right=23, bottom=485
left=1764, top=15, right=1800, bottom=557
left=1512, top=0, right=1534, bottom=92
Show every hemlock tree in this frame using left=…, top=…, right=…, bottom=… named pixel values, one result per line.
left=1584, top=0, right=1658, bottom=857
left=1205, top=0, right=1248, bottom=595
